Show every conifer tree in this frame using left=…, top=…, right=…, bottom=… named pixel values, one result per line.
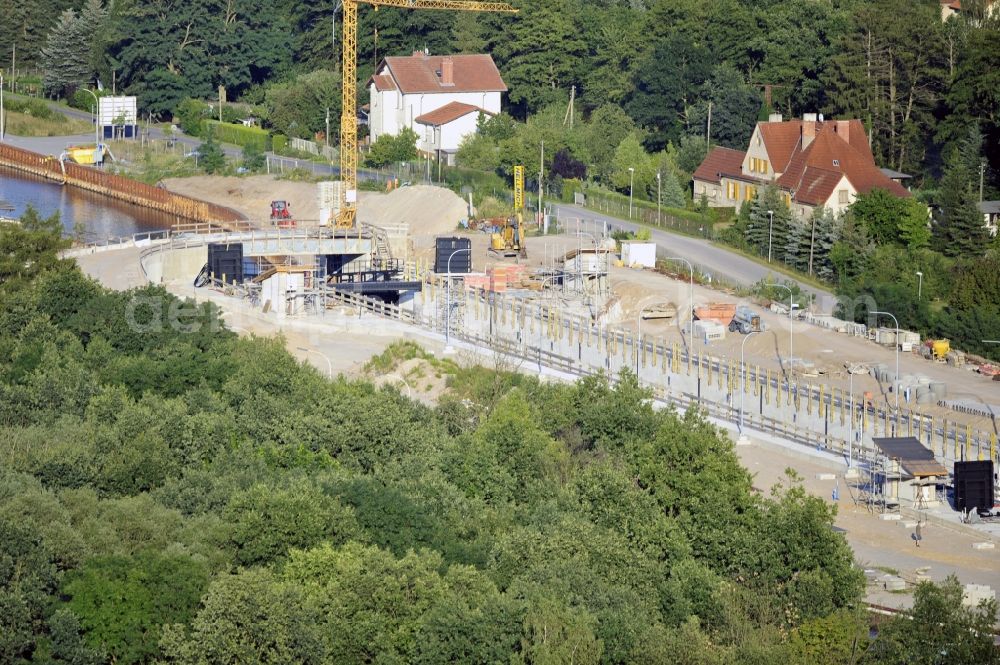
left=934, top=126, right=988, bottom=258
left=40, top=9, right=91, bottom=98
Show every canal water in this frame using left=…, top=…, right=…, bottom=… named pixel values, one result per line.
left=0, top=166, right=176, bottom=240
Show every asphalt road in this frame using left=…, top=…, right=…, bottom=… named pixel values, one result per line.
left=552, top=202, right=837, bottom=313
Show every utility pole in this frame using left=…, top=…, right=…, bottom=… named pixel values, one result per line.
left=539, top=140, right=545, bottom=233
left=0, top=72, right=5, bottom=142
left=981, top=160, right=986, bottom=203
left=563, top=85, right=575, bottom=128
left=325, top=107, right=330, bottom=148
left=706, top=101, right=712, bottom=149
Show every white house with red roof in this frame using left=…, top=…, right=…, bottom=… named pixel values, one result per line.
left=368, top=51, right=507, bottom=164
left=692, top=113, right=910, bottom=218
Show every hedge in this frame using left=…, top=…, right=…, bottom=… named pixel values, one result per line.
left=202, top=120, right=271, bottom=151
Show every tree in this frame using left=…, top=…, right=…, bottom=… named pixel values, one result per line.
left=611, top=133, right=654, bottom=200
left=582, top=105, right=637, bottom=183
left=551, top=148, right=586, bottom=180
left=935, top=127, right=989, bottom=257
left=869, top=575, right=998, bottom=664
left=264, top=69, right=341, bottom=140
left=175, top=99, right=208, bottom=137
left=851, top=189, right=931, bottom=249
left=627, top=33, right=713, bottom=151
left=197, top=131, right=226, bottom=175
left=744, top=187, right=791, bottom=261
left=687, top=64, right=762, bottom=151
left=366, top=127, right=419, bottom=168
left=658, top=168, right=686, bottom=209
left=40, top=9, right=92, bottom=98
left=242, top=144, right=265, bottom=172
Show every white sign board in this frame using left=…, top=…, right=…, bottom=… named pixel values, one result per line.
left=98, top=96, right=138, bottom=126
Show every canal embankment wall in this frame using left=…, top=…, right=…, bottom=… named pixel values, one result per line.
left=0, top=142, right=246, bottom=228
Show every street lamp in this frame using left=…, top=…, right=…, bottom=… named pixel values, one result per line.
left=0, top=72, right=5, bottom=141
left=916, top=271, right=923, bottom=299
left=628, top=167, right=635, bottom=220
left=769, top=283, right=795, bottom=377
left=82, top=88, right=101, bottom=155
left=766, top=209, right=774, bottom=263
left=656, top=171, right=661, bottom=226
left=444, top=247, right=471, bottom=353
left=297, top=346, right=333, bottom=379
left=870, top=310, right=900, bottom=420
left=739, top=330, right=761, bottom=432
left=665, top=256, right=695, bottom=351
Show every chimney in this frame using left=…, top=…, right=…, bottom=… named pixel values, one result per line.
left=835, top=120, right=850, bottom=144
left=441, top=57, right=454, bottom=86
left=801, top=113, right=817, bottom=148
left=768, top=113, right=783, bottom=123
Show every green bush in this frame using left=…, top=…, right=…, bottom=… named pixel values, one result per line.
left=69, top=88, right=107, bottom=112
left=176, top=98, right=209, bottom=136
left=271, top=134, right=288, bottom=154
left=201, top=120, right=271, bottom=151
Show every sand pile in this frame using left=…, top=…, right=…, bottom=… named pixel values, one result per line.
left=162, top=176, right=468, bottom=235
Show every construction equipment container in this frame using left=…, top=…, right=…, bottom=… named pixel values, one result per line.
left=694, top=303, right=736, bottom=325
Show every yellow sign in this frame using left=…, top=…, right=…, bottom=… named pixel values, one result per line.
left=513, top=165, right=524, bottom=210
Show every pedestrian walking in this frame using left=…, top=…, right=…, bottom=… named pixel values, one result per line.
left=913, top=521, right=922, bottom=548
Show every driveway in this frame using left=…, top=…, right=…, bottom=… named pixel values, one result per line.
left=553, top=202, right=837, bottom=313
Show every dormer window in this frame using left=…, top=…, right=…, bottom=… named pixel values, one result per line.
left=832, top=159, right=840, bottom=167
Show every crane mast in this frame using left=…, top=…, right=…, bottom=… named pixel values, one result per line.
left=336, top=0, right=517, bottom=229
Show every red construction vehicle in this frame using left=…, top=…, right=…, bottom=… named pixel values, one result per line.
left=270, top=200, right=295, bottom=227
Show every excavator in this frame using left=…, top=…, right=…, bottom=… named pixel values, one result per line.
left=489, top=213, right=527, bottom=258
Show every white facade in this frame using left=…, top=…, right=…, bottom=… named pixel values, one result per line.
left=416, top=110, right=482, bottom=154
left=370, top=87, right=501, bottom=144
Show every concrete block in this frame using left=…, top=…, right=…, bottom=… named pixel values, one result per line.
left=736, top=435, right=752, bottom=446
left=900, top=520, right=918, bottom=528
left=880, top=513, right=902, bottom=521
left=816, top=473, right=837, bottom=481
left=972, top=542, right=995, bottom=550
left=882, top=575, right=906, bottom=591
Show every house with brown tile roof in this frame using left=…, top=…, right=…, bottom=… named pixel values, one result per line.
left=368, top=51, right=507, bottom=165
left=693, top=113, right=910, bottom=219
left=940, top=0, right=998, bottom=21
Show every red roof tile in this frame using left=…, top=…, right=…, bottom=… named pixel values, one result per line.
left=692, top=147, right=746, bottom=184
left=380, top=54, right=507, bottom=94
left=414, top=102, right=491, bottom=126
left=776, top=122, right=910, bottom=202
left=758, top=120, right=804, bottom=173
left=371, top=74, right=396, bottom=92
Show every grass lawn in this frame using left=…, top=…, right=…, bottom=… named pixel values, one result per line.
left=4, top=110, right=92, bottom=137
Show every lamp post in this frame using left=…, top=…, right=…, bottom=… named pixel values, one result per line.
left=628, top=167, right=635, bottom=219
left=770, top=283, right=795, bottom=377
left=82, top=88, right=100, bottom=153
left=297, top=346, right=333, bottom=379
left=870, top=310, right=900, bottom=421
left=0, top=72, right=5, bottom=141
left=444, top=248, right=471, bottom=353
left=665, top=256, right=695, bottom=350
left=766, top=209, right=774, bottom=263
left=739, top=330, right=761, bottom=432
left=916, top=271, right=923, bottom=299
left=656, top=171, right=661, bottom=225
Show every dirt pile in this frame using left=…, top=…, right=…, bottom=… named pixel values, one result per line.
left=162, top=176, right=468, bottom=235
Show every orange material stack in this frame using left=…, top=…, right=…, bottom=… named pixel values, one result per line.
left=693, top=303, right=737, bottom=324
left=489, top=265, right=509, bottom=292
left=463, top=274, right=489, bottom=291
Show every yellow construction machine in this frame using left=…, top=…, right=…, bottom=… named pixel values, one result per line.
left=489, top=214, right=527, bottom=258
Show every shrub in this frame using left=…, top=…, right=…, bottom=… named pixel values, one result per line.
left=201, top=120, right=270, bottom=151
left=176, top=98, right=209, bottom=136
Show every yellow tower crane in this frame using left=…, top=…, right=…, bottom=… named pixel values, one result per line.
left=336, top=0, right=518, bottom=229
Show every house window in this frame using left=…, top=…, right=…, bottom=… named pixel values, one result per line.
left=832, top=159, right=840, bottom=167
left=838, top=189, right=849, bottom=204
left=727, top=182, right=737, bottom=200
left=762, top=159, right=768, bottom=174
left=744, top=185, right=756, bottom=200
left=783, top=193, right=791, bottom=206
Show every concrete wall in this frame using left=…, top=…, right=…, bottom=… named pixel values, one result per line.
left=143, top=246, right=207, bottom=283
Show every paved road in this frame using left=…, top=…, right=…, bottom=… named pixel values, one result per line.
left=553, top=202, right=837, bottom=313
